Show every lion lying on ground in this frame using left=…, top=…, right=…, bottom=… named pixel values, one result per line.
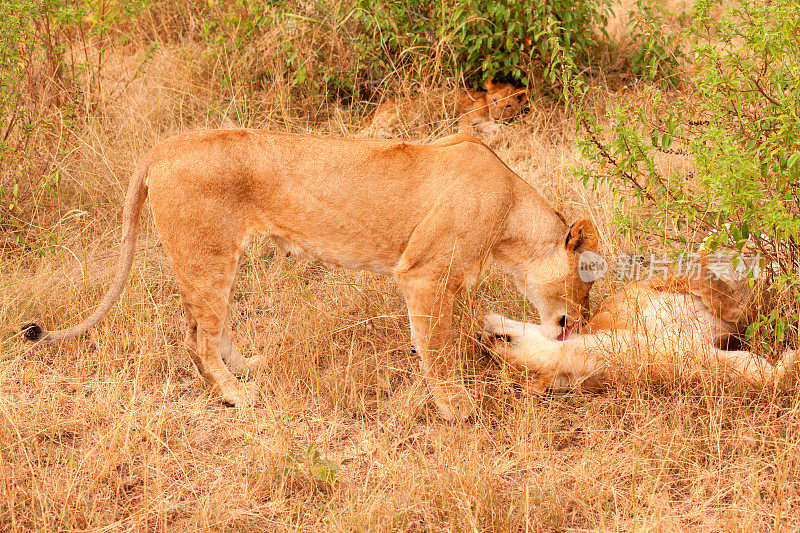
left=22, top=131, right=596, bottom=420
left=357, top=80, right=527, bottom=138
left=482, top=266, right=799, bottom=390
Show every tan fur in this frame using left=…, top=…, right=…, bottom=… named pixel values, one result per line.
left=24, top=130, right=596, bottom=420
left=358, top=80, right=527, bottom=138
left=483, top=273, right=799, bottom=391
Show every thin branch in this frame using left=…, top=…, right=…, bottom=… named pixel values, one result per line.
left=751, top=76, right=782, bottom=108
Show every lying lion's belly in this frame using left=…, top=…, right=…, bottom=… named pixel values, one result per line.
left=639, top=293, right=735, bottom=349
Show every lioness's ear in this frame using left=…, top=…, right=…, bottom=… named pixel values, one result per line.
left=565, top=219, right=599, bottom=253
left=484, top=79, right=494, bottom=91
left=518, top=90, right=528, bottom=104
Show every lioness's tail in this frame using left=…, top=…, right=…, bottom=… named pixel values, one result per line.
left=21, top=161, right=150, bottom=344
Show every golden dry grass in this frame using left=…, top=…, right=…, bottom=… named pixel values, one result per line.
left=2, top=3, right=800, bottom=530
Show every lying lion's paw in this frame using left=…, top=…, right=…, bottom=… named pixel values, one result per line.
left=779, top=349, right=800, bottom=380
left=482, top=313, right=506, bottom=332
left=475, top=121, right=502, bottom=135
left=480, top=314, right=514, bottom=348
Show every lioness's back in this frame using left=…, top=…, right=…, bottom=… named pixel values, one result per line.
left=148, top=129, right=517, bottom=194
left=145, top=130, right=520, bottom=271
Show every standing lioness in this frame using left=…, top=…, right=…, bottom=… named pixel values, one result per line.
left=22, top=130, right=597, bottom=420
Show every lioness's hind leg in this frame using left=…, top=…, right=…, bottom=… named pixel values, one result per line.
left=173, top=258, right=254, bottom=406
left=183, top=282, right=248, bottom=377
left=183, top=305, right=198, bottom=354
left=218, top=257, right=260, bottom=376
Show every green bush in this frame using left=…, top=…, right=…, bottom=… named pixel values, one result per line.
left=186, top=0, right=612, bottom=110
left=626, top=0, right=685, bottom=87
left=353, top=0, right=612, bottom=90
left=570, top=0, right=800, bottom=347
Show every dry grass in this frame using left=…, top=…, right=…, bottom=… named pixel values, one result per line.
left=2, top=2, right=800, bottom=530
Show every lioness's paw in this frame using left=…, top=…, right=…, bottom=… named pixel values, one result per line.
left=432, top=385, right=474, bottom=422
left=221, top=384, right=259, bottom=408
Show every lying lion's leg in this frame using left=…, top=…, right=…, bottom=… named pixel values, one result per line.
left=397, top=279, right=473, bottom=421
left=709, top=346, right=800, bottom=385
left=482, top=314, right=610, bottom=391
left=623, top=334, right=783, bottom=387
left=702, top=347, right=775, bottom=385
left=482, top=313, right=546, bottom=340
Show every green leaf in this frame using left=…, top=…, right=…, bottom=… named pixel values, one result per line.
left=661, top=133, right=671, bottom=151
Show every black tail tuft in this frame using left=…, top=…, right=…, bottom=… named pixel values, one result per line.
left=21, top=323, right=44, bottom=342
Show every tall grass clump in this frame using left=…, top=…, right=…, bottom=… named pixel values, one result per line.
left=0, top=0, right=153, bottom=255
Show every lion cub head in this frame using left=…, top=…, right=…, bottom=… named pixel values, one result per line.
left=484, top=80, right=528, bottom=121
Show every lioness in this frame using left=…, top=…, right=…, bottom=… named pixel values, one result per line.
left=22, top=130, right=596, bottom=420
left=482, top=267, right=799, bottom=390
left=358, top=80, right=527, bottom=138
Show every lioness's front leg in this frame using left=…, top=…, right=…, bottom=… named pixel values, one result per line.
left=396, top=276, right=473, bottom=421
